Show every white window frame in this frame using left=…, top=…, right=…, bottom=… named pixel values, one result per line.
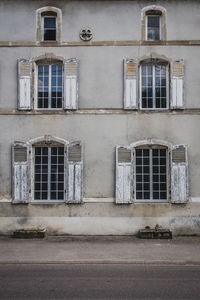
left=146, top=14, right=162, bottom=41
left=139, top=63, right=169, bottom=110
left=36, top=63, right=64, bottom=110
left=134, top=145, right=169, bottom=203
left=42, top=15, right=57, bottom=42
left=33, top=144, right=66, bottom=203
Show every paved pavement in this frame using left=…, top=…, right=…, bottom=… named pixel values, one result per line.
left=0, top=236, right=200, bottom=265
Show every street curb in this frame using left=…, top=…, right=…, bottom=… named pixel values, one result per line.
left=0, top=260, right=200, bottom=265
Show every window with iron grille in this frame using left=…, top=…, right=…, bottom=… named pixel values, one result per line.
left=141, top=64, right=168, bottom=109
left=135, top=147, right=168, bottom=201
left=37, top=64, right=63, bottom=109
left=34, top=146, right=65, bottom=201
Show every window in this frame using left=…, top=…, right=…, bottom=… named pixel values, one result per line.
left=36, top=7, right=62, bottom=43
left=34, top=146, right=64, bottom=201
left=135, top=147, right=167, bottom=201
left=146, top=13, right=161, bottom=40
left=12, top=136, right=83, bottom=204
left=141, top=6, right=166, bottom=42
left=42, top=14, right=57, bottom=41
left=37, top=63, right=63, bottom=109
left=141, top=62, right=168, bottom=109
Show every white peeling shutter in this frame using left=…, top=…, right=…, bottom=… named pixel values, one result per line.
left=171, top=145, right=188, bottom=203
left=171, top=60, right=184, bottom=109
left=18, top=59, right=32, bottom=110
left=124, top=59, right=138, bottom=109
left=115, top=146, right=133, bottom=204
left=66, top=142, right=83, bottom=203
left=64, top=58, right=79, bottom=110
left=12, top=142, right=29, bottom=204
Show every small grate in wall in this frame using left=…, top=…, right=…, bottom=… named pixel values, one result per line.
left=172, top=146, right=186, bottom=163
left=14, top=146, right=27, bottom=162
left=118, top=147, right=132, bottom=163
left=68, top=145, right=81, bottom=162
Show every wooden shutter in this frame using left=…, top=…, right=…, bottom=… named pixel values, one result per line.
left=66, top=142, right=83, bottom=203
left=171, top=145, right=188, bottom=203
left=18, top=59, right=32, bottom=110
left=64, top=58, right=79, bottom=110
left=171, top=60, right=184, bottom=109
left=124, top=59, right=138, bottom=109
left=12, top=142, right=29, bottom=204
left=115, top=146, right=134, bottom=204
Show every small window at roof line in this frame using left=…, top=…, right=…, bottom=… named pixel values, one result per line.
left=147, top=14, right=161, bottom=41
left=43, top=16, right=56, bottom=41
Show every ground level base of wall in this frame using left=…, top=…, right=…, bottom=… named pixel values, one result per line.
left=0, top=216, right=200, bottom=236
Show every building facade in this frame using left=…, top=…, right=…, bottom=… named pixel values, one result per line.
left=0, top=0, right=200, bottom=235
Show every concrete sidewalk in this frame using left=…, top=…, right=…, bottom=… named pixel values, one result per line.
left=0, top=236, right=200, bottom=265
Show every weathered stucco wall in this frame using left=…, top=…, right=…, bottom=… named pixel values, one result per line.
left=0, top=46, right=200, bottom=109
left=0, top=0, right=200, bottom=235
left=0, top=114, right=200, bottom=199
left=0, top=0, right=199, bottom=41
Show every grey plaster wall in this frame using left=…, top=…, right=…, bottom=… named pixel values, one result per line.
left=0, top=0, right=199, bottom=41
left=0, top=46, right=200, bottom=109
left=0, top=114, right=200, bottom=199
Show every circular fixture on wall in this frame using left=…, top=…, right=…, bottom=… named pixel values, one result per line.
left=79, top=29, right=93, bottom=41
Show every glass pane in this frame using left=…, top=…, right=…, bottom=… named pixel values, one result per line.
left=147, top=16, right=160, bottom=40
left=44, top=30, right=56, bottom=41
left=44, top=17, right=56, bottom=29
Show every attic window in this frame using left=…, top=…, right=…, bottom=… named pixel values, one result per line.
left=146, top=12, right=161, bottom=41
left=36, top=7, right=62, bottom=43
left=42, top=14, right=57, bottom=41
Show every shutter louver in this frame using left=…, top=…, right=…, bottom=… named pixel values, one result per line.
left=64, top=58, right=79, bottom=110
left=18, top=59, right=32, bottom=110
left=171, top=60, right=184, bottom=109
left=124, top=59, right=138, bottom=109
left=171, top=145, right=188, bottom=203
left=66, top=142, right=83, bottom=203
left=12, top=142, right=29, bottom=204
left=115, top=146, right=133, bottom=204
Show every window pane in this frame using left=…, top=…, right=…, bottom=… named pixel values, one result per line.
left=136, top=147, right=167, bottom=201
left=44, top=17, right=56, bottom=29
left=142, top=65, right=153, bottom=109
left=34, top=146, right=64, bottom=201
left=147, top=16, right=160, bottom=40
left=44, top=30, right=56, bottom=41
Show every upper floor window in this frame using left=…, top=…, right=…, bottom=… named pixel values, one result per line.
left=140, top=61, right=168, bottom=109
left=17, top=55, right=79, bottom=111
left=42, top=12, right=57, bottom=41
left=141, top=6, right=166, bottom=42
left=37, top=63, right=63, bottom=109
left=36, top=7, right=62, bottom=43
left=146, top=11, right=161, bottom=41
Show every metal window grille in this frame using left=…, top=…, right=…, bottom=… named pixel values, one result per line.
left=37, top=65, right=63, bottom=109
left=34, top=146, right=64, bottom=201
left=43, top=17, right=56, bottom=41
left=141, top=65, right=167, bottom=109
left=147, top=15, right=160, bottom=40
left=136, top=148, right=167, bottom=201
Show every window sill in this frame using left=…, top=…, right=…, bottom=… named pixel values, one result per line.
left=135, top=200, right=168, bottom=203
left=31, top=200, right=65, bottom=204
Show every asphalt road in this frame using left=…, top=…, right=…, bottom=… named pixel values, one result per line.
left=0, top=264, right=200, bottom=299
